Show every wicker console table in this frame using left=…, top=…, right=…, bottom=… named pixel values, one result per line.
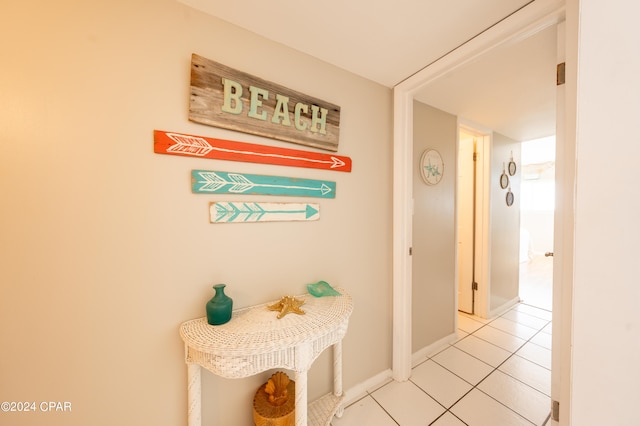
left=179, top=289, right=353, bottom=426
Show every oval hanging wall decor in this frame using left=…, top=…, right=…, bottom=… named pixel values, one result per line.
left=506, top=188, right=515, bottom=206
left=508, top=151, right=517, bottom=176
left=500, top=163, right=509, bottom=189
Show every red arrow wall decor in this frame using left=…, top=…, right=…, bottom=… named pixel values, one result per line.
left=154, top=130, right=352, bottom=172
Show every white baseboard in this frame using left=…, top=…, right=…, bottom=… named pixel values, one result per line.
left=339, top=368, right=393, bottom=407
left=411, top=332, right=458, bottom=367
left=489, top=296, right=521, bottom=318
left=336, top=333, right=458, bottom=409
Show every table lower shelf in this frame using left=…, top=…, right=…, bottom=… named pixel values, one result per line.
left=308, top=393, right=345, bottom=426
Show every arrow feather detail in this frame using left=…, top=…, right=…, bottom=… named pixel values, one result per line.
left=228, top=173, right=255, bottom=193
left=243, top=203, right=266, bottom=221
left=214, top=202, right=268, bottom=222
left=198, top=172, right=228, bottom=192
left=166, top=133, right=213, bottom=156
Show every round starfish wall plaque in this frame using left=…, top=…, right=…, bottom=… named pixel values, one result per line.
left=420, top=149, right=444, bottom=185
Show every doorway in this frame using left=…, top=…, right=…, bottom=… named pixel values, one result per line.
left=391, top=3, right=565, bottom=382
left=519, top=136, right=556, bottom=311
left=457, top=127, right=490, bottom=315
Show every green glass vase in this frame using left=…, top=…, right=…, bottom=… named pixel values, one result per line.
left=206, top=284, right=233, bottom=325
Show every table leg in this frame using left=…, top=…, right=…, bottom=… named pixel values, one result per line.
left=333, top=341, right=343, bottom=397
left=187, top=363, right=201, bottom=426
left=294, top=370, right=307, bottom=426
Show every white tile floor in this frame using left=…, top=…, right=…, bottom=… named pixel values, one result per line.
left=331, top=303, right=553, bottom=426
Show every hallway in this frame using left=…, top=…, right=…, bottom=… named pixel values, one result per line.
left=332, top=303, right=552, bottom=425
left=330, top=233, right=553, bottom=425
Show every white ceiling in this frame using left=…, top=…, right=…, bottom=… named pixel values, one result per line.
left=415, top=24, right=557, bottom=141
left=179, top=0, right=558, bottom=141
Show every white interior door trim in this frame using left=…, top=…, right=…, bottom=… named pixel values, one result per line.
left=456, top=120, right=493, bottom=318
left=392, top=0, right=565, bottom=382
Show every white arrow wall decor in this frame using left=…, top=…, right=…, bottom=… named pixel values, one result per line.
left=209, top=201, right=320, bottom=223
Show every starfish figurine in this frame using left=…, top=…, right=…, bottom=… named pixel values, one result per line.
left=267, top=296, right=306, bottom=319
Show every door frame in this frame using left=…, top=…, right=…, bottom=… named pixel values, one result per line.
left=391, top=0, right=566, bottom=382
left=456, top=123, right=491, bottom=317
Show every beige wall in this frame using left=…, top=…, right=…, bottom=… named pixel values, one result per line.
left=0, top=1, right=392, bottom=425
left=410, top=102, right=523, bottom=349
left=489, top=133, right=522, bottom=313
left=567, top=0, right=640, bottom=423
left=411, top=101, right=457, bottom=351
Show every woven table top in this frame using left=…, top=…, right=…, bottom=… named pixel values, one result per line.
left=180, top=288, right=352, bottom=356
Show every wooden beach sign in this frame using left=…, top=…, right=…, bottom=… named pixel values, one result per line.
left=189, top=54, right=341, bottom=152
left=209, top=201, right=320, bottom=223
left=154, top=130, right=351, bottom=172
left=192, top=170, right=336, bottom=199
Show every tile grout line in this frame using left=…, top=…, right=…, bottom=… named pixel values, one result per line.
left=366, top=393, right=401, bottom=426
left=458, top=308, right=552, bottom=425
left=424, top=308, right=552, bottom=425
left=334, top=304, right=552, bottom=425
